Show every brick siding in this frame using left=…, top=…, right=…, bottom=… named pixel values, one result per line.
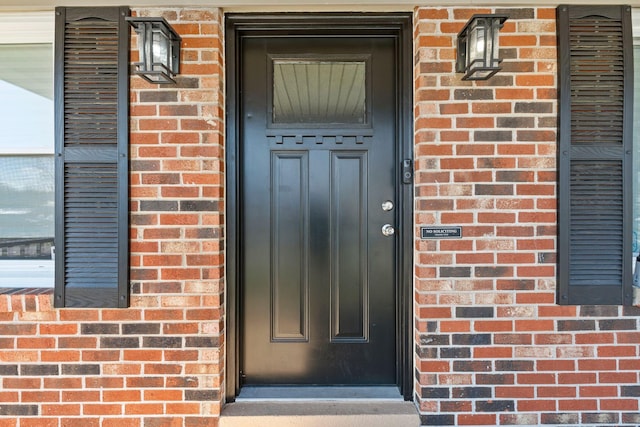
left=0, top=8, right=225, bottom=427
left=414, top=7, right=640, bottom=426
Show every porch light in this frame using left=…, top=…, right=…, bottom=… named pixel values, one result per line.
left=456, top=14, right=508, bottom=81
left=126, top=17, right=181, bottom=84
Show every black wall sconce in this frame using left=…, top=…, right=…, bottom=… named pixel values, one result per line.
left=456, top=14, right=508, bottom=81
left=126, top=17, right=181, bottom=84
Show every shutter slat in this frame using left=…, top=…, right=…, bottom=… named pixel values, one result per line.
left=569, top=160, right=624, bottom=288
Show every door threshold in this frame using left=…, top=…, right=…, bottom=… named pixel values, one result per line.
left=236, top=386, right=403, bottom=401
left=220, top=400, right=420, bottom=427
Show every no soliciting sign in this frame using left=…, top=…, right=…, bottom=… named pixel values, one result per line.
left=420, top=226, right=462, bottom=239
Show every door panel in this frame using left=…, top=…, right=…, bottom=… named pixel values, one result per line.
left=331, top=152, right=368, bottom=342
left=240, top=36, right=397, bottom=385
left=271, top=152, right=309, bottom=342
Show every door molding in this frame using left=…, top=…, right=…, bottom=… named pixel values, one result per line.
left=225, top=12, right=414, bottom=401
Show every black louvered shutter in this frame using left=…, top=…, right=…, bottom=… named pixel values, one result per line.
left=557, top=5, right=633, bottom=305
left=54, top=7, right=130, bottom=308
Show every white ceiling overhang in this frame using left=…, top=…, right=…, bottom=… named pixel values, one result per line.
left=2, top=0, right=640, bottom=12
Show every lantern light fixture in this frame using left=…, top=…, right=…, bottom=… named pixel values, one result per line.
left=126, top=17, right=181, bottom=84
left=456, top=14, right=508, bottom=81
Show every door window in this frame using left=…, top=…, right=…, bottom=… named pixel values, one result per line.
left=272, top=60, right=367, bottom=125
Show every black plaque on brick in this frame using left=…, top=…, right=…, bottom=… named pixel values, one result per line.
left=421, top=226, right=462, bottom=239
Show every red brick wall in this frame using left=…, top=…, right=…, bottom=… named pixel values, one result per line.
left=414, top=7, right=640, bottom=426
left=0, top=8, right=225, bottom=427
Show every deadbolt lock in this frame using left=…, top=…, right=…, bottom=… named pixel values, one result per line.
left=382, top=201, right=394, bottom=211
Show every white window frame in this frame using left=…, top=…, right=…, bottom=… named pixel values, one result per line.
left=0, top=11, right=55, bottom=288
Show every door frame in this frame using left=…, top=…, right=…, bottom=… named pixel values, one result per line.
left=225, top=12, right=414, bottom=401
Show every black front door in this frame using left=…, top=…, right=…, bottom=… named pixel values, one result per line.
left=240, top=35, right=398, bottom=386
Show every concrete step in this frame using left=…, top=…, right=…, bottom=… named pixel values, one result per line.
left=220, top=401, right=421, bottom=427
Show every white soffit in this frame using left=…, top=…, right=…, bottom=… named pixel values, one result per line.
left=0, top=11, right=53, bottom=43
left=2, top=0, right=640, bottom=11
